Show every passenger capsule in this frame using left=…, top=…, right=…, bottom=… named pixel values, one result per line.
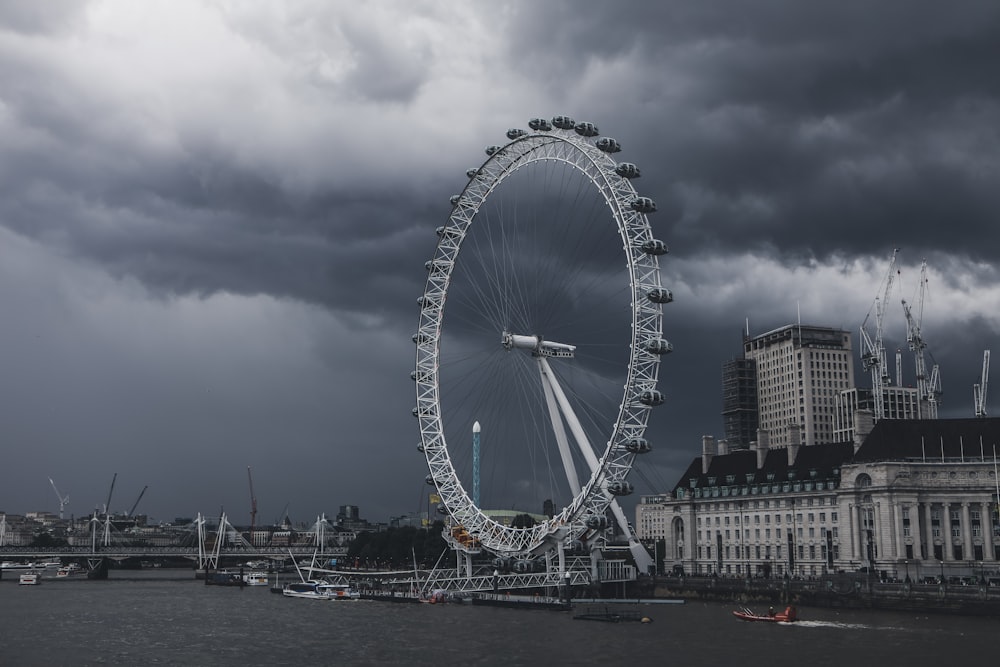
left=607, top=480, right=634, bottom=496
left=615, top=162, right=641, bottom=178
left=466, top=168, right=479, bottom=179
left=630, top=197, right=657, bottom=213
left=412, top=407, right=420, bottom=417
left=647, top=288, right=673, bottom=304
left=492, top=557, right=511, bottom=573
left=639, top=390, right=666, bottom=406
left=586, top=515, right=608, bottom=530
left=412, top=332, right=431, bottom=344
left=596, top=137, right=621, bottom=153
left=425, top=474, right=435, bottom=486
left=644, top=338, right=673, bottom=355
left=512, top=559, right=535, bottom=574
left=552, top=115, right=575, bottom=130
left=425, top=259, right=451, bottom=273
left=506, top=128, right=527, bottom=140
left=574, top=122, right=599, bottom=137
left=625, top=438, right=652, bottom=454
left=417, top=442, right=424, bottom=453
left=528, top=118, right=553, bottom=131
left=449, top=194, right=461, bottom=205
left=436, top=504, right=447, bottom=515
left=641, top=239, right=668, bottom=255
left=485, top=145, right=502, bottom=156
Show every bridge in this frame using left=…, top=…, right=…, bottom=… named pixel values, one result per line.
left=0, top=511, right=346, bottom=578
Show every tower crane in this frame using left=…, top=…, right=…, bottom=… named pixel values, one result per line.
left=860, top=248, right=899, bottom=421
left=49, top=478, right=69, bottom=520
left=127, top=486, right=148, bottom=517
left=974, top=350, right=990, bottom=417
left=247, top=466, right=258, bottom=533
left=901, top=259, right=940, bottom=419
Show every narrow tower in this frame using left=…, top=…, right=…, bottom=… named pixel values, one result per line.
left=472, top=421, right=481, bottom=508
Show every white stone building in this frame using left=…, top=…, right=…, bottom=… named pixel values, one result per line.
left=636, top=418, right=1000, bottom=582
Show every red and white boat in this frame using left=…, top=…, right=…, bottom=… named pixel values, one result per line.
left=732, top=605, right=798, bottom=623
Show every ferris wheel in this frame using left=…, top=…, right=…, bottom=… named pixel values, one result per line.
left=413, top=116, right=671, bottom=565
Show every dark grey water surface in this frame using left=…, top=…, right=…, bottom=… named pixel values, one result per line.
left=0, top=570, right=995, bottom=666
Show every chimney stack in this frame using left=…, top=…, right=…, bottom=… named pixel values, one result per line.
left=702, top=435, right=715, bottom=474
left=755, top=429, right=770, bottom=469
left=787, top=422, right=802, bottom=466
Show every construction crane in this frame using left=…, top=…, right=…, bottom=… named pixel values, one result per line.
left=974, top=350, right=990, bottom=417
left=103, top=472, right=117, bottom=516
left=49, top=478, right=69, bottom=520
left=128, top=486, right=148, bottom=517
left=247, top=466, right=258, bottom=533
left=901, top=259, right=940, bottom=419
left=860, top=248, right=899, bottom=421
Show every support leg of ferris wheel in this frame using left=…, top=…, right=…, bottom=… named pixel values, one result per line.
left=538, top=355, right=654, bottom=575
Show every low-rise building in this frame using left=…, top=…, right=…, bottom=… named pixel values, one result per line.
left=637, top=417, right=1000, bottom=582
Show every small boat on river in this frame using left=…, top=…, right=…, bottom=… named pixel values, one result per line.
left=244, top=571, right=269, bottom=586
left=2, top=561, right=34, bottom=571
left=732, top=605, right=798, bottom=623
left=282, top=580, right=360, bottom=600
left=19, top=571, right=41, bottom=585
left=56, top=563, right=84, bottom=578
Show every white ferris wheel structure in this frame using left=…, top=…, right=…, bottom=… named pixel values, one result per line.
left=413, top=115, right=671, bottom=587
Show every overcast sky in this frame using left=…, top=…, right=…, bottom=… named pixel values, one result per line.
left=1, top=1, right=999, bottom=528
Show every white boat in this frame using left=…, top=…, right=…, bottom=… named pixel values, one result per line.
left=56, top=563, right=84, bottom=578
left=1, top=561, right=34, bottom=571
left=244, top=571, right=269, bottom=586
left=19, top=571, right=41, bottom=585
left=282, top=580, right=360, bottom=600
left=320, top=582, right=360, bottom=600
left=35, top=560, right=62, bottom=569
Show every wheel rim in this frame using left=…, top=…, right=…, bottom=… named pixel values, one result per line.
left=414, top=118, right=669, bottom=559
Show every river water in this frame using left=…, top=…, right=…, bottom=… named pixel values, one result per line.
left=0, top=569, right=994, bottom=666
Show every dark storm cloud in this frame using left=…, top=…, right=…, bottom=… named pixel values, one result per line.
left=1, top=1, right=998, bottom=523
left=501, top=1, right=1000, bottom=264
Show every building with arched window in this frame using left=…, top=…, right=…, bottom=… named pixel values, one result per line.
left=636, top=418, right=1000, bottom=582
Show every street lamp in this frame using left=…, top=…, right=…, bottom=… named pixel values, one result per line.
left=939, top=559, right=945, bottom=585
left=904, top=560, right=910, bottom=583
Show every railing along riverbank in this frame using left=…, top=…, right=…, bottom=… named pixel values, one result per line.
left=645, top=573, right=1000, bottom=616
